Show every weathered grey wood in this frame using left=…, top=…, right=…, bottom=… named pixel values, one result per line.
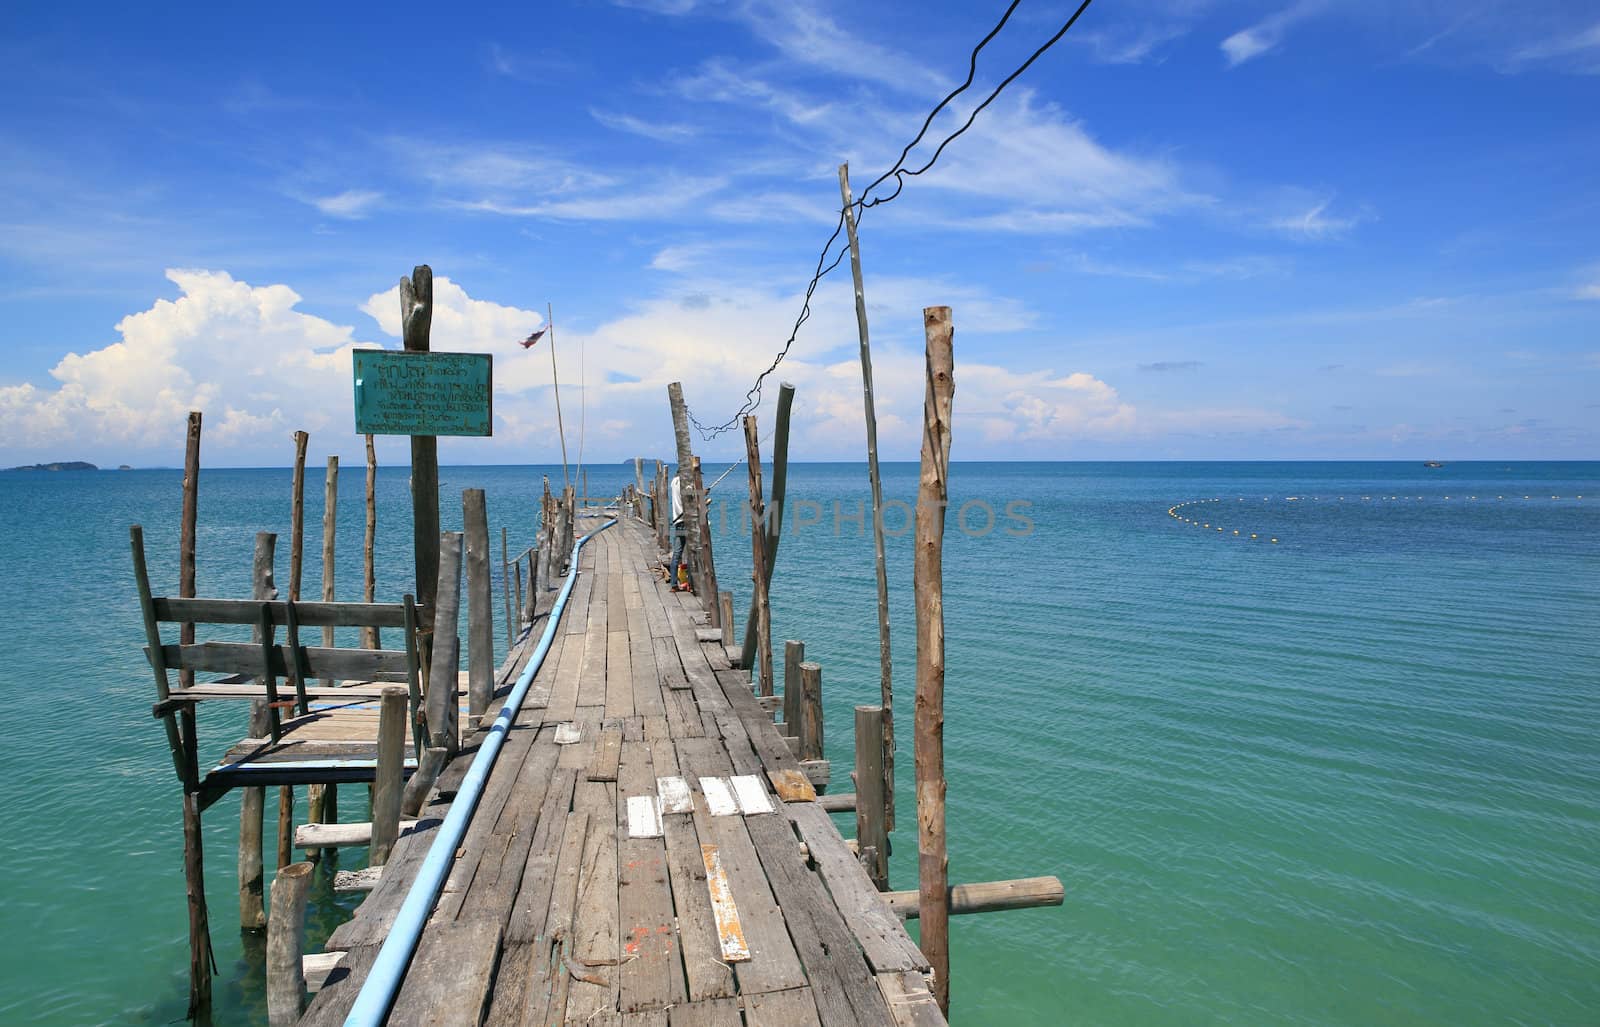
left=400, top=745, right=447, bottom=818
left=181, top=790, right=213, bottom=1020
left=856, top=704, right=889, bottom=890
left=178, top=410, right=201, bottom=693
left=782, top=640, right=803, bottom=739
left=788, top=802, right=928, bottom=975
left=156, top=641, right=411, bottom=681
left=402, top=265, right=441, bottom=630
left=743, top=987, right=823, bottom=1027
left=296, top=820, right=421, bottom=848
left=332, top=866, right=382, bottom=893
left=289, top=430, right=308, bottom=605
left=916, top=303, right=955, bottom=1013
left=587, top=727, right=623, bottom=782
left=320, top=455, right=338, bottom=684
left=175, top=412, right=212, bottom=1019
left=817, top=791, right=856, bottom=813
left=427, top=531, right=464, bottom=755
left=839, top=163, right=895, bottom=835
left=370, top=686, right=407, bottom=865
left=152, top=597, right=415, bottom=628
left=265, top=860, right=313, bottom=1025
left=718, top=591, right=734, bottom=649
left=387, top=920, right=502, bottom=1026
left=240, top=531, right=276, bottom=931
left=885, top=876, right=1064, bottom=919
left=877, top=971, right=946, bottom=1027
left=129, top=525, right=185, bottom=780
left=743, top=416, right=774, bottom=696
left=666, top=997, right=741, bottom=1026
left=302, top=951, right=346, bottom=993
left=666, top=382, right=700, bottom=593
left=741, top=381, right=794, bottom=672
left=799, top=661, right=824, bottom=762
left=277, top=785, right=294, bottom=870
left=691, top=456, right=719, bottom=621
left=504, top=525, right=518, bottom=646
left=618, top=740, right=687, bottom=1012
left=362, top=433, right=379, bottom=649
left=464, top=489, right=494, bottom=721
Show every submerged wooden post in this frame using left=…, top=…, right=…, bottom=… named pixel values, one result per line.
left=915, top=304, right=955, bottom=1013
left=362, top=434, right=379, bottom=649
left=240, top=531, right=277, bottom=931
left=177, top=411, right=212, bottom=1018
left=855, top=704, right=889, bottom=890
left=428, top=531, right=464, bottom=756
left=403, top=266, right=441, bottom=637
left=370, top=687, right=407, bottom=865
left=742, top=416, right=774, bottom=695
left=741, top=381, right=794, bottom=670
left=783, top=640, right=804, bottom=738
left=265, top=860, right=313, bottom=1025
left=799, top=661, right=824, bottom=761
left=503, top=526, right=516, bottom=646
left=839, top=162, right=895, bottom=833
left=463, top=489, right=493, bottom=722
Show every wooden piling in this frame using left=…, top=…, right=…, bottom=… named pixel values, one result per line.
left=319, top=456, right=338, bottom=680
left=402, top=267, right=441, bottom=638
left=362, top=434, right=378, bottom=649
left=719, top=591, right=735, bottom=648
left=783, top=640, right=804, bottom=738
left=666, top=382, right=701, bottom=591
left=692, top=455, right=719, bottom=614
left=427, top=531, right=464, bottom=756
left=524, top=549, right=538, bottom=622
left=265, top=860, right=313, bottom=1025
left=280, top=429, right=309, bottom=868
left=277, top=788, right=294, bottom=871
left=741, top=381, right=794, bottom=671
left=463, top=489, right=493, bottom=722
left=401, top=745, right=447, bottom=819
left=370, top=686, right=407, bottom=865
left=176, top=411, right=213, bottom=1018
left=855, top=704, right=889, bottom=890
left=742, top=416, right=773, bottom=695
left=799, top=661, right=824, bottom=761
left=839, top=162, right=896, bottom=833
left=504, top=526, right=517, bottom=647
left=240, top=531, right=277, bottom=931
left=885, top=877, right=1064, bottom=919
left=178, top=411, right=201, bottom=691
left=915, top=304, right=955, bottom=1013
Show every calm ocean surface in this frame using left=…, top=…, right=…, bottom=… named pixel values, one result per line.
left=1, top=460, right=1596, bottom=1025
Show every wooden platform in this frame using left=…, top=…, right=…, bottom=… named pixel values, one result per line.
left=300, top=515, right=943, bottom=1026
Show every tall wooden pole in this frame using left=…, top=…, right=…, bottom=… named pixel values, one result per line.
left=463, top=488, right=494, bottom=722
left=666, top=382, right=701, bottom=594
left=280, top=429, right=308, bottom=869
left=319, top=456, right=338, bottom=673
left=839, top=162, right=895, bottom=831
left=178, top=410, right=212, bottom=1017
left=692, top=456, right=719, bottom=617
left=548, top=302, right=570, bottom=490
left=742, top=416, right=773, bottom=695
left=240, top=532, right=276, bottom=931
left=915, top=305, right=955, bottom=1014
left=362, top=434, right=379, bottom=649
left=741, top=382, right=794, bottom=670
left=402, top=266, right=440, bottom=632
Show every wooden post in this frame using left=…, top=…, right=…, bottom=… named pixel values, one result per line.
left=463, top=489, right=493, bottom=722
left=783, top=640, right=804, bottom=738
left=362, top=434, right=379, bottom=649
left=799, top=661, right=824, bottom=761
left=692, top=456, right=719, bottom=614
left=719, top=591, right=735, bottom=648
left=427, top=531, right=464, bottom=756
left=915, top=304, right=955, bottom=1013
left=839, top=163, right=896, bottom=832
left=279, top=429, right=309, bottom=869
left=884, top=878, right=1064, bottom=919
left=401, top=745, right=448, bottom=818
left=402, top=266, right=440, bottom=632
left=742, top=416, right=773, bottom=695
left=741, top=381, right=794, bottom=670
left=525, top=550, right=538, bottom=622
left=277, top=788, right=294, bottom=871
left=178, top=411, right=201, bottom=691
left=503, top=526, right=516, bottom=647
left=666, top=382, right=700, bottom=590
left=308, top=455, right=338, bottom=853
left=370, top=687, right=407, bottom=865
left=176, top=410, right=213, bottom=1018
left=240, top=532, right=277, bottom=931
left=265, top=860, right=313, bottom=1025
left=855, top=704, right=889, bottom=890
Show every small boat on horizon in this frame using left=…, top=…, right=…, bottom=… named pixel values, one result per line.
left=1423, top=460, right=1445, bottom=468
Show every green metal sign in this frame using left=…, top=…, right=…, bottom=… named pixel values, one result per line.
left=352, top=350, right=493, bottom=437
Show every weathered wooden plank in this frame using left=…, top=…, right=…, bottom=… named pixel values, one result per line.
left=152, top=597, right=415, bottom=628
left=157, top=641, right=410, bottom=681
left=659, top=804, right=735, bottom=1001
left=788, top=802, right=929, bottom=974
left=698, top=777, right=739, bottom=817
left=617, top=741, right=686, bottom=1013
left=626, top=796, right=663, bottom=839
left=665, top=997, right=741, bottom=1027
left=387, top=920, right=502, bottom=1027
left=605, top=629, right=635, bottom=719
left=566, top=777, right=620, bottom=1022
left=657, top=776, right=692, bottom=815
left=699, top=843, right=749, bottom=962
left=588, top=727, right=623, bottom=782
left=743, top=987, right=823, bottom=1027
left=876, top=971, right=946, bottom=1027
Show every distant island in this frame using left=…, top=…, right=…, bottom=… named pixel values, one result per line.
left=5, top=461, right=98, bottom=472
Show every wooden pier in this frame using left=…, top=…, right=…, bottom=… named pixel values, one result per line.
left=298, top=511, right=944, bottom=1025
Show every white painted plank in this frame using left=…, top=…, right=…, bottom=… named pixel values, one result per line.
left=729, top=774, right=774, bottom=816
left=698, top=776, right=739, bottom=817
left=627, top=795, right=664, bottom=838
left=656, top=775, right=693, bottom=815
left=554, top=722, right=582, bottom=744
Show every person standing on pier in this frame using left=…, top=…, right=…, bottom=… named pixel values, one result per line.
left=669, top=469, right=689, bottom=590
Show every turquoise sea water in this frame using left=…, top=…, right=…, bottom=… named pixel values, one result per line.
left=1, top=461, right=1596, bottom=1025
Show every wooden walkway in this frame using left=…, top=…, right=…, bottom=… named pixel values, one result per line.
left=301, top=513, right=944, bottom=1026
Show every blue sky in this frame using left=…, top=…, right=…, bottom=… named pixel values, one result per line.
left=1, top=0, right=1596, bottom=466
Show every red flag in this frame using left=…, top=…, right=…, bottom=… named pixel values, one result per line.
left=519, top=327, right=548, bottom=349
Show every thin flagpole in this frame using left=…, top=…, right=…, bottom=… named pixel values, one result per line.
left=547, top=302, right=570, bottom=490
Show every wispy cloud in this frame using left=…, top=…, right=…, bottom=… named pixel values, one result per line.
left=1139, top=360, right=1203, bottom=372
left=589, top=108, right=699, bottom=142
left=1221, top=1, right=1325, bottom=67
left=1574, top=265, right=1600, bottom=300
left=453, top=176, right=727, bottom=221
left=310, top=189, right=382, bottom=219
left=1077, top=23, right=1189, bottom=65
left=1268, top=196, right=1364, bottom=239
left=1507, top=21, right=1600, bottom=73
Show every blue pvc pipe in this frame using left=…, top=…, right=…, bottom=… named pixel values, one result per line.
left=344, top=519, right=616, bottom=1026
